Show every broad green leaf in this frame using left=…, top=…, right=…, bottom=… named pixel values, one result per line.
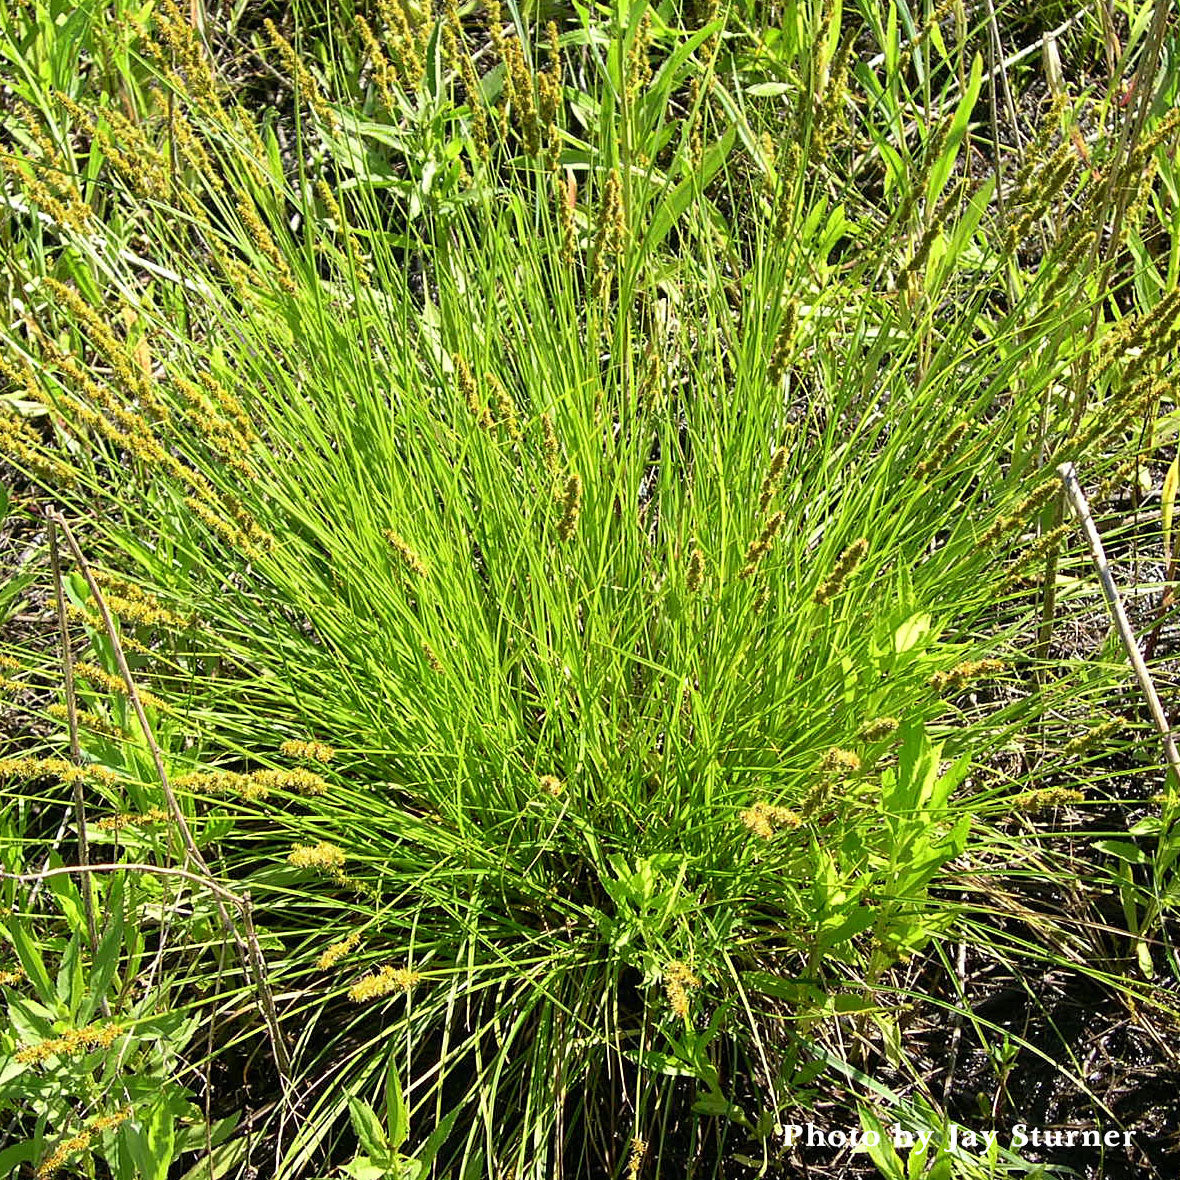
left=746, top=82, right=793, bottom=97
left=741, top=972, right=825, bottom=1006
left=926, top=53, right=982, bottom=205
left=643, top=126, right=736, bottom=258
left=123, top=1093, right=177, bottom=1180
left=0, top=1141, right=37, bottom=1176
left=859, top=1108, right=906, bottom=1180
left=6, top=919, right=54, bottom=1008
left=55, top=933, right=84, bottom=1017
left=893, top=613, right=932, bottom=654
left=384, top=1059, right=409, bottom=1152
left=81, top=877, right=125, bottom=1023
left=828, top=994, right=885, bottom=1015
left=817, top=905, right=876, bottom=950
left=1096, top=839, right=1149, bottom=865
left=348, top=1096, right=389, bottom=1160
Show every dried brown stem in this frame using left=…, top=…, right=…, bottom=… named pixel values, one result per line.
left=1058, top=463, right=1180, bottom=792
left=46, top=510, right=293, bottom=1082
left=47, top=517, right=99, bottom=954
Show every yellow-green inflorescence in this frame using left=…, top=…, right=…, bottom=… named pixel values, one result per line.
left=557, top=472, right=583, bottom=541
left=1011, top=786, right=1084, bottom=814
left=930, top=659, right=1006, bottom=694
left=739, top=800, right=802, bottom=839
left=348, top=964, right=422, bottom=1002
left=813, top=538, right=868, bottom=605
left=740, top=511, right=785, bottom=580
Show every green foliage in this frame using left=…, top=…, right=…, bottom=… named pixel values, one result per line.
left=1, top=0, right=1179, bottom=1176
left=0, top=877, right=220, bottom=1180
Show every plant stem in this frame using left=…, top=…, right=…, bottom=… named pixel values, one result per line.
left=1057, top=463, right=1180, bottom=792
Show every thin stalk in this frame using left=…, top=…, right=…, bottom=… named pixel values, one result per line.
left=47, top=517, right=98, bottom=954
left=47, top=510, right=294, bottom=1084
left=1057, top=463, right=1180, bottom=792
left=1034, top=492, right=1064, bottom=674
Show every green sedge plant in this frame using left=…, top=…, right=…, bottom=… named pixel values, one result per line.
left=1, top=0, right=1178, bottom=1176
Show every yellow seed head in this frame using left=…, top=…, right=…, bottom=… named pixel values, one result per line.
left=767, top=300, right=799, bottom=386
left=316, top=932, right=362, bottom=970
left=288, top=842, right=347, bottom=871
left=384, top=530, right=429, bottom=578
left=487, top=372, right=521, bottom=439
left=1002, top=524, right=1073, bottom=589
left=914, top=421, right=971, bottom=479
left=36, top=1130, right=94, bottom=1178
left=1063, top=717, right=1122, bottom=756
left=930, top=659, right=1006, bottom=693
left=348, top=964, right=422, bottom=1002
left=17, top=1022, right=123, bottom=1066
left=740, top=511, right=785, bottom=579
left=557, top=473, right=583, bottom=541
left=442, top=3, right=491, bottom=167
left=591, top=169, right=625, bottom=304
left=758, top=444, right=789, bottom=512
left=264, top=19, right=340, bottom=128
left=89, top=1106, right=132, bottom=1134
left=628, top=1136, right=648, bottom=1180
left=662, top=960, right=700, bottom=1018
left=555, top=170, right=578, bottom=266
left=355, top=15, right=399, bottom=112
left=820, top=747, right=861, bottom=777
left=855, top=717, right=900, bottom=743
left=503, top=38, right=540, bottom=155
left=280, top=739, right=335, bottom=763
left=665, top=960, right=701, bottom=988
left=251, top=767, right=329, bottom=796
left=1011, top=786, right=1084, bottom=814
left=456, top=356, right=492, bottom=429
left=174, top=769, right=250, bottom=795
left=541, top=412, right=561, bottom=475
left=739, top=800, right=801, bottom=838
left=813, top=538, right=869, bottom=605
left=687, top=77, right=704, bottom=172
left=94, top=807, right=170, bottom=831
left=626, top=11, right=653, bottom=98
left=375, top=0, right=426, bottom=92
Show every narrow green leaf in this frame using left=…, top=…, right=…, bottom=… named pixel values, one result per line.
left=1163, top=454, right=1179, bottom=565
